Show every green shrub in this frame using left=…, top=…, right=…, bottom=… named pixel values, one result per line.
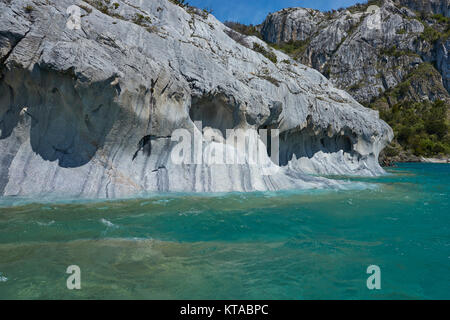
left=84, top=0, right=111, bottom=15
left=379, top=46, right=418, bottom=58
left=348, top=82, right=363, bottom=91
left=347, top=0, right=383, bottom=14
left=202, top=8, right=213, bottom=15
left=383, top=143, right=401, bottom=157
left=432, top=14, right=450, bottom=24
left=252, top=43, right=278, bottom=63
left=269, top=39, right=309, bottom=61
left=24, top=4, right=34, bottom=13
left=420, top=25, right=442, bottom=43
left=132, top=13, right=151, bottom=26
left=373, top=99, right=450, bottom=157
left=169, top=0, right=189, bottom=8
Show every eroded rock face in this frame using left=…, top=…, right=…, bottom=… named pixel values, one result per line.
left=437, top=38, right=450, bottom=91
left=396, top=0, right=449, bottom=17
left=0, top=0, right=392, bottom=198
left=260, top=8, right=325, bottom=43
left=260, top=0, right=450, bottom=103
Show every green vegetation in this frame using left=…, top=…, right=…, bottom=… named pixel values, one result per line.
left=224, top=21, right=312, bottom=63
left=347, top=0, right=383, bottom=14
left=379, top=45, right=419, bottom=58
left=381, top=142, right=402, bottom=158
left=202, top=8, right=213, bottom=16
left=169, top=0, right=189, bottom=8
left=409, top=62, right=439, bottom=78
left=379, top=63, right=439, bottom=101
left=252, top=43, right=278, bottom=63
left=84, top=0, right=110, bottom=15
left=378, top=99, right=450, bottom=157
left=257, top=74, right=280, bottom=87
left=170, top=0, right=212, bottom=18
left=132, top=13, right=152, bottom=26
left=224, top=26, right=277, bottom=62
left=420, top=25, right=442, bottom=43
left=416, top=11, right=450, bottom=44
left=323, top=65, right=332, bottom=78
left=370, top=63, right=450, bottom=157
left=24, top=4, right=34, bottom=13
left=432, top=14, right=450, bottom=24
left=269, top=39, right=310, bottom=61
left=83, top=0, right=122, bottom=17
left=83, top=0, right=156, bottom=31
left=403, top=63, right=438, bottom=96
left=348, top=82, right=364, bottom=92
left=224, top=29, right=247, bottom=47
left=224, top=22, right=261, bottom=38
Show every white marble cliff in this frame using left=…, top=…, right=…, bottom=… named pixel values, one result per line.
left=0, top=0, right=393, bottom=198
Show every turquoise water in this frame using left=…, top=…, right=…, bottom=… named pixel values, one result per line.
left=0, top=163, right=449, bottom=299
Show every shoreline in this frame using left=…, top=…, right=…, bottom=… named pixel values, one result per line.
left=419, top=157, right=450, bottom=164
left=381, top=158, right=450, bottom=167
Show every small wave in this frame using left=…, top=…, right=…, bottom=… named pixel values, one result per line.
left=179, top=209, right=202, bottom=216
left=100, top=218, right=119, bottom=229
left=36, top=220, right=55, bottom=226
left=153, top=199, right=173, bottom=205
left=128, top=237, right=153, bottom=241
left=0, top=273, right=7, bottom=282
left=385, top=217, right=399, bottom=221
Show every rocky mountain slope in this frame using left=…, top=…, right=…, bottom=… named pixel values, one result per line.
left=255, top=0, right=450, bottom=162
left=397, top=0, right=449, bottom=17
left=0, top=0, right=392, bottom=198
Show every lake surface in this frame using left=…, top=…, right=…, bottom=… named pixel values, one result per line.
left=0, top=163, right=449, bottom=299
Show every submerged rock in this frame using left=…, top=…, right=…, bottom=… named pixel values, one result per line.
left=0, top=0, right=392, bottom=198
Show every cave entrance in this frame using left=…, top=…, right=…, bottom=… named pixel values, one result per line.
left=189, top=93, right=241, bottom=137
left=278, top=127, right=354, bottom=166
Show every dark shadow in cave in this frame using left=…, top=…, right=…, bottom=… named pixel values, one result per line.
left=0, top=64, right=121, bottom=168
left=189, top=92, right=241, bottom=137
left=278, top=126, right=355, bottom=166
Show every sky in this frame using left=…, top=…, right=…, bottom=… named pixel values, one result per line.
left=187, top=0, right=365, bottom=25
